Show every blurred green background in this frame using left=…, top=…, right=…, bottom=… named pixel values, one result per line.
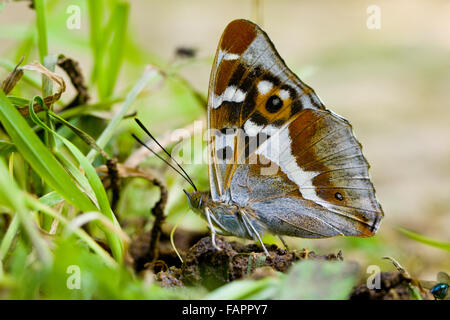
left=0, top=0, right=449, bottom=298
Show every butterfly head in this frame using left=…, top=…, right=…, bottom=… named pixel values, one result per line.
left=183, top=189, right=208, bottom=213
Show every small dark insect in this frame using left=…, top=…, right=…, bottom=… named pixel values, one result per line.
left=420, top=271, right=450, bottom=300
left=430, top=283, right=449, bottom=300
left=175, top=46, right=197, bottom=59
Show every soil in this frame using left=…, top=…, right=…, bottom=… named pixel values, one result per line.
left=350, top=272, right=433, bottom=300
left=128, top=229, right=434, bottom=299
left=130, top=230, right=341, bottom=289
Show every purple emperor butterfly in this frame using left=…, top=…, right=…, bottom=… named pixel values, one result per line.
left=135, top=19, right=384, bottom=255
left=184, top=19, right=384, bottom=254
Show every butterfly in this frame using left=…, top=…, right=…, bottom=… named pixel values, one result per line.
left=181, top=19, right=385, bottom=255
left=134, top=19, right=384, bottom=256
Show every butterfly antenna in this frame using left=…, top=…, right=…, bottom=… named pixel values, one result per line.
left=131, top=133, right=197, bottom=191
left=132, top=118, right=198, bottom=191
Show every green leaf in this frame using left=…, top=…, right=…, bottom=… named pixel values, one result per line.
left=28, top=96, right=123, bottom=261
left=39, top=191, right=63, bottom=207
left=34, top=0, right=49, bottom=64
left=7, top=96, right=31, bottom=107
left=276, top=260, right=358, bottom=299
left=0, top=91, right=96, bottom=212
left=27, top=196, right=118, bottom=269
left=0, top=140, right=16, bottom=156
left=398, top=227, right=450, bottom=252
left=204, top=277, right=278, bottom=300
left=88, top=0, right=104, bottom=84
left=100, top=1, right=130, bottom=98
left=0, top=159, right=52, bottom=265
left=86, top=65, right=160, bottom=163
left=205, top=260, right=358, bottom=300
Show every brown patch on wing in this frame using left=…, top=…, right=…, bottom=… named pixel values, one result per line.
left=214, top=59, right=238, bottom=96
left=219, top=19, right=257, bottom=54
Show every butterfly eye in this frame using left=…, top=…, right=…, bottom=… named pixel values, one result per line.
left=335, top=192, right=344, bottom=201
left=265, top=95, right=283, bottom=113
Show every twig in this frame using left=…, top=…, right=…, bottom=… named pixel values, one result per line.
left=106, top=157, right=120, bottom=212
left=57, top=55, right=90, bottom=109
left=1, top=57, right=24, bottom=95
left=17, top=95, right=59, bottom=116
left=97, top=164, right=168, bottom=261
left=15, top=61, right=66, bottom=115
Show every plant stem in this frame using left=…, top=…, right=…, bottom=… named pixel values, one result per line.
left=86, top=66, right=160, bottom=163
left=34, top=0, right=49, bottom=64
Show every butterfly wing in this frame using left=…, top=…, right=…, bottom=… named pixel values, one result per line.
left=208, top=19, right=324, bottom=202
left=207, top=19, right=383, bottom=237
left=437, top=272, right=450, bottom=284
left=249, top=108, right=383, bottom=237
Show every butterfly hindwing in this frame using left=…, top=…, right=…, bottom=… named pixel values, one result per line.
left=251, top=109, right=383, bottom=236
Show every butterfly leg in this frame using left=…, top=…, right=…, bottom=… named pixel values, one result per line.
left=278, top=236, right=289, bottom=251
left=204, top=206, right=221, bottom=251
left=239, top=210, right=269, bottom=256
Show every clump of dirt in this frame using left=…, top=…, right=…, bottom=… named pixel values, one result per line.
left=129, top=229, right=435, bottom=299
left=152, top=235, right=343, bottom=290
left=155, top=266, right=184, bottom=287
left=129, top=228, right=207, bottom=272
left=350, top=272, right=433, bottom=300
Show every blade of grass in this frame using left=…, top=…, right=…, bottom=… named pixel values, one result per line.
left=0, top=91, right=96, bottom=213
left=48, top=109, right=109, bottom=157
left=28, top=96, right=123, bottom=261
left=0, top=159, right=53, bottom=266
left=55, top=152, right=97, bottom=205
left=398, top=227, right=450, bottom=252
left=41, top=55, right=58, bottom=228
left=86, top=65, right=160, bottom=163
left=99, top=1, right=129, bottom=99
left=0, top=154, right=21, bottom=270
left=204, top=277, right=278, bottom=300
left=0, top=140, right=16, bottom=156
left=34, top=0, right=49, bottom=64
left=42, top=55, right=57, bottom=100
left=39, top=191, right=63, bottom=207
left=88, top=0, right=104, bottom=85
left=26, top=195, right=117, bottom=268
left=0, top=216, right=19, bottom=263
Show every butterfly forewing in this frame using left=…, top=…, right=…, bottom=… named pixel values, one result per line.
left=208, top=19, right=324, bottom=200
left=207, top=19, right=383, bottom=237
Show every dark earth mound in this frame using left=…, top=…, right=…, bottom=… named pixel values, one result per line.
left=128, top=229, right=433, bottom=299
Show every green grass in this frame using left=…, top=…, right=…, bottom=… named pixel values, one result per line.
left=0, top=0, right=445, bottom=300
left=0, top=0, right=207, bottom=299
